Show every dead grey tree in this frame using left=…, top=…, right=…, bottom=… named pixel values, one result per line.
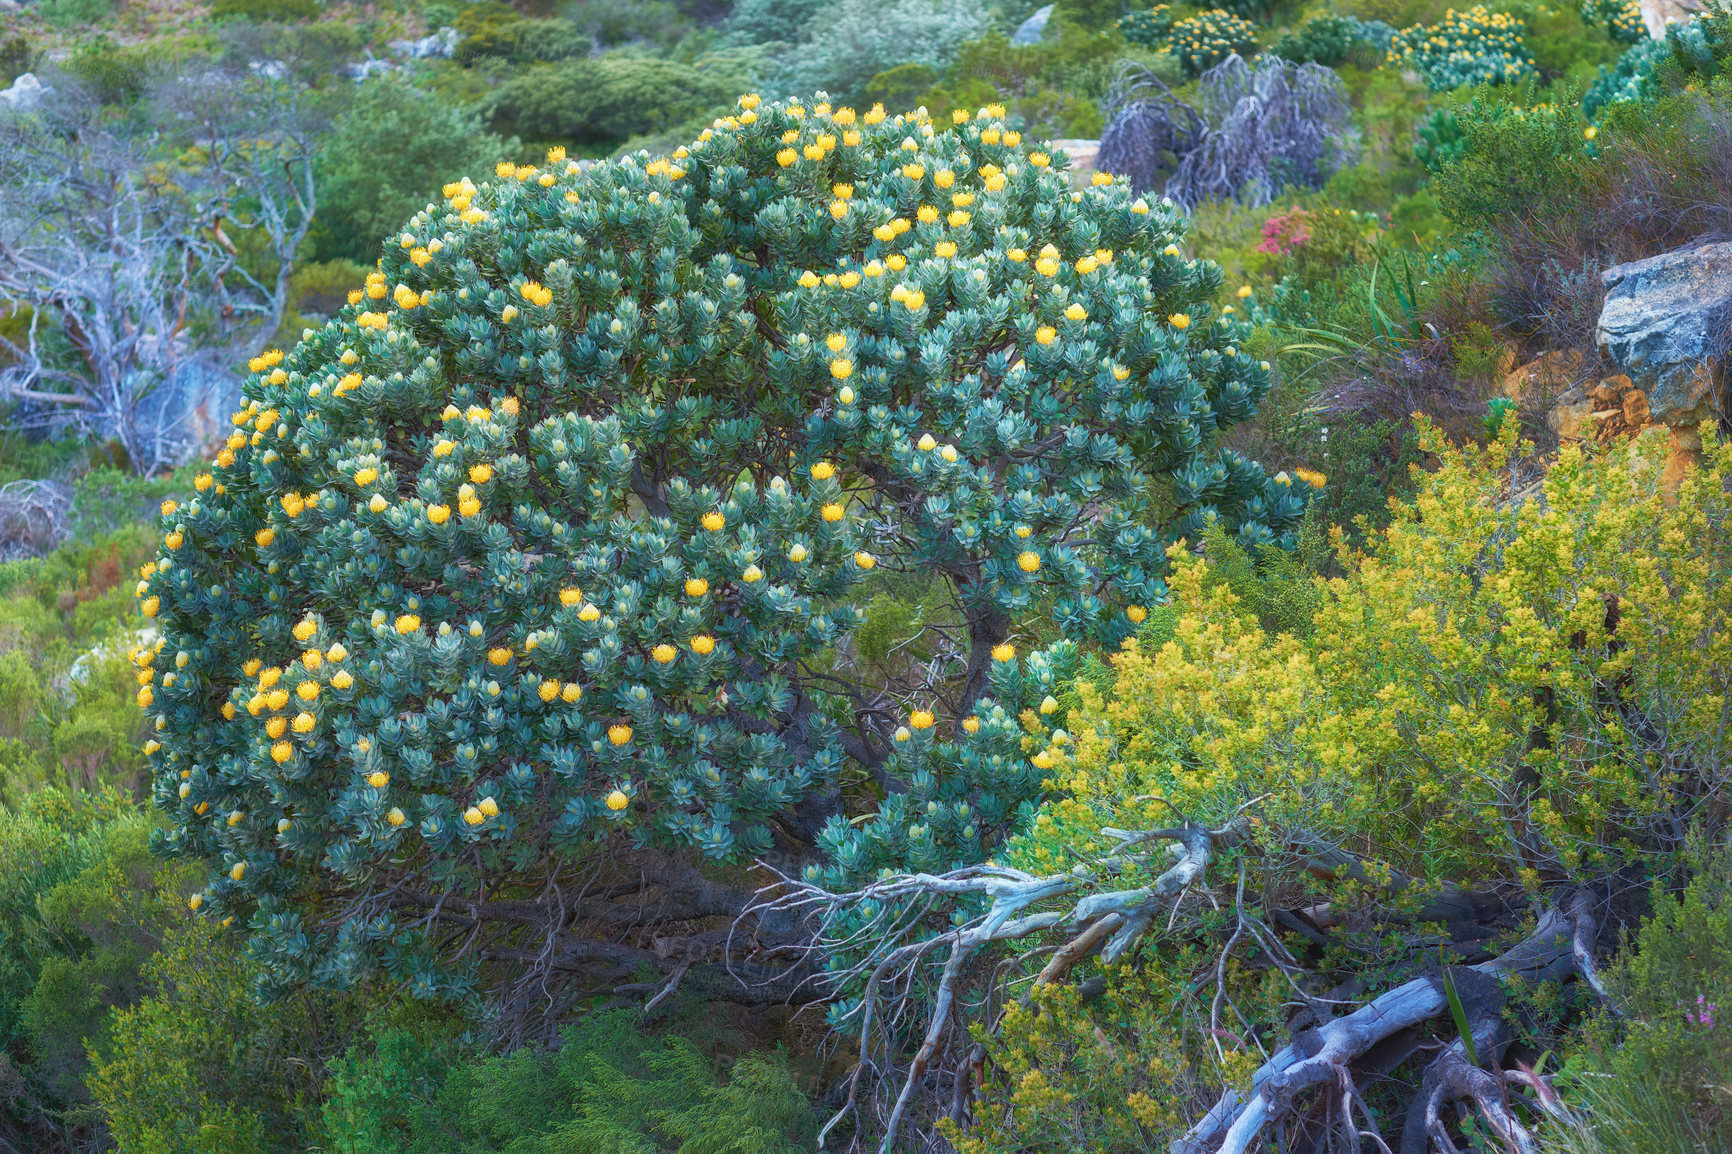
left=1096, top=60, right=1207, bottom=196
left=741, top=801, right=1602, bottom=1154
left=0, top=55, right=320, bottom=474
left=1166, top=54, right=1356, bottom=208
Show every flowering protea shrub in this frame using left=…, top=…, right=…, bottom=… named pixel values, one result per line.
left=1116, top=4, right=1176, bottom=47
left=1389, top=6, right=1536, bottom=91
left=1168, top=10, right=1261, bottom=77
left=1581, top=0, right=1648, bottom=43
left=135, top=94, right=1305, bottom=1002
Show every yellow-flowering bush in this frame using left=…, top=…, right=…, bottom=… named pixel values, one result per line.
left=137, top=92, right=1303, bottom=1003
left=1032, top=421, right=1730, bottom=886
left=955, top=422, right=1732, bottom=1151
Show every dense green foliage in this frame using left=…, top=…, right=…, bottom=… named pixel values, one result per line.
left=3, top=0, right=1732, bottom=1149
left=321, top=1011, right=816, bottom=1153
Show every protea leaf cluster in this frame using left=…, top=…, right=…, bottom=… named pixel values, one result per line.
left=137, top=93, right=1306, bottom=999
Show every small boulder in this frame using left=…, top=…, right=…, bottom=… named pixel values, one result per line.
left=1546, top=383, right=1595, bottom=441
left=1596, top=240, right=1731, bottom=430
left=1502, top=349, right=1582, bottom=402
left=1588, top=374, right=1630, bottom=405
left=1622, top=389, right=1651, bottom=428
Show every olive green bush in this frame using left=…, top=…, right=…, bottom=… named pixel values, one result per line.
left=322, top=1010, right=816, bottom=1153
left=315, top=78, right=512, bottom=266
left=481, top=56, right=748, bottom=147
left=139, top=94, right=1305, bottom=1004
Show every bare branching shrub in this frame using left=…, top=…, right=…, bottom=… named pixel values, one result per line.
left=1167, top=54, right=1355, bottom=208
left=0, top=479, right=70, bottom=560
left=1095, top=60, right=1206, bottom=194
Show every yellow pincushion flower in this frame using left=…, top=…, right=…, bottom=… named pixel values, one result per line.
left=395, top=614, right=421, bottom=634
left=1169, top=313, right=1191, bottom=329
left=831, top=359, right=853, bottom=380
left=487, top=647, right=513, bottom=666
left=992, top=642, right=1016, bottom=662
left=560, top=588, right=582, bottom=607
left=691, top=634, right=716, bottom=655
left=1017, top=551, right=1042, bottom=572
left=1031, top=749, right=1056, bottom=770
left=854, top=551, right=876, bottom=570
left=917, top=205, right=939, bottom=224
left=684, top=577, right=709, bottom=598
left=478, top=797, right=499, bottom=817
left=902, top=163, right=925, bottom=180
left=606, top=789, right=630, bottom=811
left=1035, top=326, right=1057, bottom=346
left=331, top=670, right=354, bottom=690
left=367, top=770, right=389, bottom=788
left=821, top=502, right=845, bottom=522
left=297, top=681, right=319, bottom=701
left=427, top=504, right=451, bottom=524
left=608, top=724, right=633, bottom=746
left=702, top=511, right=726, bottom=531
left=463, top=806, right=484, bottom=826
left=539, top=679, right=561, bottom=702
left=1126, top=605, right=1148, bottom=623
left=651, top=643, right=677, bottom=664
left=910, top=709, right=935, bottom=729
left=1064, top=303, right=1088, bottom=321
left=811, top=461, right=836, bottom=480
left=1035, top=255, right=1060, bottom=276
left=935, top=239, right=958, bottom=257
left=1029, top=152, right=1050, bottom=167
left=141, top=597, right=160, bottom=618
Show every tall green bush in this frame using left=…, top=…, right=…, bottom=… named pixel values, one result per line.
left=139, top=94, right=1305, bottom=1003
left=315, top=78, right=512, bottom=266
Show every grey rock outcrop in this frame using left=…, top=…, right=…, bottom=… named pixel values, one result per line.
left=1013, top=4, right=1053, bottom=44
left=0, top=72, right=49, bottom=110
left=1597, top=241, right=1730, bottom=429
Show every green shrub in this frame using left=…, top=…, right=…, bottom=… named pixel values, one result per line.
left=323, top=1011, right=817, bottom=1153
left=1582, top=37, right=1668, bottom=120
left=1168, top=9, right=1260, bottom=76
left=774, top=0, right=994, bottom=104
left=88, top=916, right=373, bottom=1154
left=1271, top=15, right=1372, bottom=66
left=1430, top=99, right=1587, bottom=228
left=453, top=17, right=590, bottom=65
left=1579, top=0, right=1646, bottom=43
left=1117, top=4, right=1175, bottom=47
left=725, top=0, right=827, bottom=44
left=315, top=78, right=512, bottom=265
left=141, top=95, right=1304, bottom=1001
left=33, top=0, right=114, bottom=30
left=210, top=0, right=321, bottom=22
left=1389, top=4, right=1536, bottom=90
left=482, top=55, right=747, bottom=147
left=1543, top=837, right=1732, bottom=1154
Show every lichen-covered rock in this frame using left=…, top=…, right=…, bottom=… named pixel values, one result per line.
left=1596, top=240, right=1732, bottom=431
